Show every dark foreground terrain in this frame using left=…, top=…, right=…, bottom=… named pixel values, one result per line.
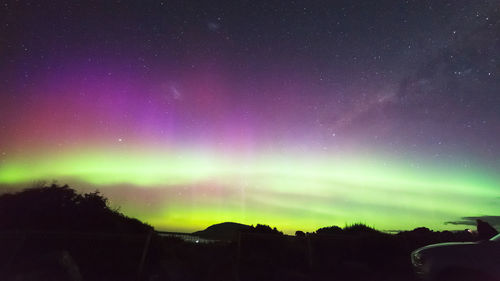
left=0, top=184, right=482, bottom=281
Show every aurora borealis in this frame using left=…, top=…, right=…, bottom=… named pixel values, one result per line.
left=1, top=1, right=500, bottom=233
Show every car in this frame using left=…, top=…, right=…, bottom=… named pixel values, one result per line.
left=411, top=234, right=500, bottom=281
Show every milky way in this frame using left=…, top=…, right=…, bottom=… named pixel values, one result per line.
left=1, top=1, right=499, bottom=233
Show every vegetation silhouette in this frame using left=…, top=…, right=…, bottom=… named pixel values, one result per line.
left=316, top=225, right=343, bottom=235
left=295, top=230, right=305, bottom=237
left=0, top=184, right=160, bottom=281
left=0, top=183, right=492, bottom=281
left=246, top=224, right=284, bottom=236
left=0, top=183, right=151, bottom=233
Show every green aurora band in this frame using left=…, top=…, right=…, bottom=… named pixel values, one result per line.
left=1, top=147, right=499, bottom=234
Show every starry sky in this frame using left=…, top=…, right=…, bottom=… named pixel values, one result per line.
left=1, top=0, right=500, bottom=233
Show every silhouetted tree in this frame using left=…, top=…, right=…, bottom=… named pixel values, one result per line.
left=245, top=224, right=283, bottom=235
left=295, top=230, right=305, bottom=237
left=343, top=223, right=381, bottom=235
left=316, top=225, right=342, bottom=235
left=0, top=184, right=158, bottom=281
left=0, top=183, right=152, bottom=233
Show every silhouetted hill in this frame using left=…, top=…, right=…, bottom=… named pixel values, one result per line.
left=193, top=222, right=252, bottom=240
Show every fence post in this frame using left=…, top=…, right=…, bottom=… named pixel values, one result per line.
left=234, top=231, right=241, bottom=281
left=306, top=235, right=313, bottom=269
left=137, top=230, right=153, bottom=281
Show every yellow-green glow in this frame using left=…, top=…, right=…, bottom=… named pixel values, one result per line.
left=1, top=147, right=499, bottom=234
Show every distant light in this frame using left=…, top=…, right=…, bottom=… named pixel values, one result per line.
left=118, top=138, right=123, bottom=142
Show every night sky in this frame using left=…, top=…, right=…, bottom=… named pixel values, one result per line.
left=1, top=0, right=500, bottom=233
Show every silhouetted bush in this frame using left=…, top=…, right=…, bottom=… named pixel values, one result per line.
left=343, top=223, right=381, bottom=235
left=0, top=184, right=156, bottom=281
left=316, top=225, right=343, bottom=235
left=0, top=183, right=152, bottom=233
left=248, top=224, right=284, bottom=235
